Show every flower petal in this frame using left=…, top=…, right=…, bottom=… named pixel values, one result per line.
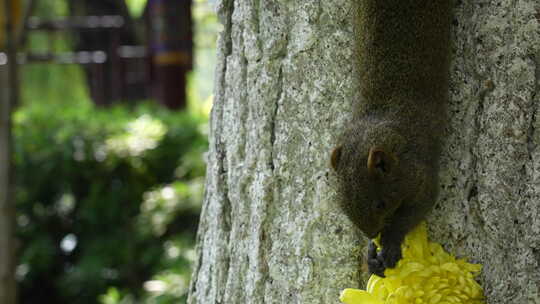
left=340, top=288, right=385, bottom=304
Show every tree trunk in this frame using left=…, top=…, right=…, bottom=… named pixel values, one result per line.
left=431, top=1, right=540, bottom=303
left=188, top=1, right=540, bottom=303
left=0, top=64, right=15, bottom=304
left=0, top=1, right=17, bottom=303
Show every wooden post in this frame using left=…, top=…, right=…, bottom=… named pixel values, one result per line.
left=147, top=0, right=192, bottom=110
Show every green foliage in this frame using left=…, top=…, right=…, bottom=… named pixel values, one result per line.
left=16, top=1, right=220, bottom=302
left=14, top=102, right=207, bottom=304
left=191, top=0, right=220, bottom=105
left=33, top=0, right=70, bottom=18
left=125, top=0, right=148, bottom=18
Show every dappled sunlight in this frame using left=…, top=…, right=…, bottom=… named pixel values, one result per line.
left=105, top=114, right=168, bottom=158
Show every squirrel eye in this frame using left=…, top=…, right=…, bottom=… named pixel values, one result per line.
left=376, top=200, right=386, bottom=210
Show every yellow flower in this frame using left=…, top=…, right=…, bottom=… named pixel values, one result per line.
left=340, top=222, right=485, bottom=304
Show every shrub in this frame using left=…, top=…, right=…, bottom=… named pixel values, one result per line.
left=14, top=103, right=207, bottom=304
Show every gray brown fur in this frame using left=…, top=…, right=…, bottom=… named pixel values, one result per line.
left=331, top=0, right=452, bottom=277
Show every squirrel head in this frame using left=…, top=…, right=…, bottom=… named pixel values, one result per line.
left=330, top=123, right=429, bottom=238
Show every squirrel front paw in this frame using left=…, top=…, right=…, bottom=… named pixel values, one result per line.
left=367, top=240, right=402, bottom=277
left=381, top=242, right=402, bottom=269
left=367, top=240, right=385, bottom=277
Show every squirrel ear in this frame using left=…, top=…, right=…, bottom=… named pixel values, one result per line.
left=330, top=146, right=342, bottom=171
left=367, top=147, right=397, bottom=178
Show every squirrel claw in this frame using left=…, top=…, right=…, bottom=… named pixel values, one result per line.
left=367, top=241, right=386, bottom=277
left=367, top=240, right=402, bottom=277
left=368, top=256, right=386, bottom=277
left=381, top=243, right=402, bottom=269
left=368, top=240, right=378, bottom=259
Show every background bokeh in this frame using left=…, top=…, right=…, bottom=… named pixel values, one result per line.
left=12, top=0, right=218, bottom=303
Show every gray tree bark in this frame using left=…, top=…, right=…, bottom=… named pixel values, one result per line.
left=188, top=1, right=540, bottom=304
left=432, top=1, right=540, bottom=303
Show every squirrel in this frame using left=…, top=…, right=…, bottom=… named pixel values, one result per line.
left=331, top=0, right=452, bottom=277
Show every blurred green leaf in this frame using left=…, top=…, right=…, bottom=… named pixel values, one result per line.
left=125, top=0, right=147, bottom=18
left=15, top=102, right=207, bottom=304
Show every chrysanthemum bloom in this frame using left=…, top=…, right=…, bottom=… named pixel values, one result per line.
left=340, top=222, right=485, bottom=304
